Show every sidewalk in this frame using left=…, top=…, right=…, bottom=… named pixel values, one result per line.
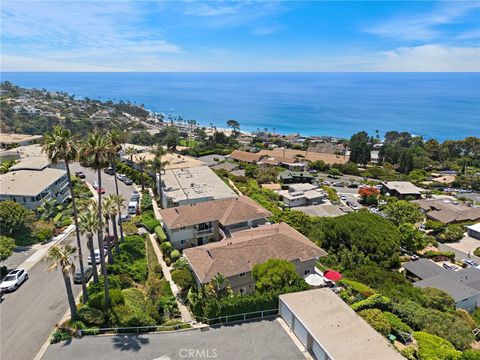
left=147, top=233, right=193, bottom=322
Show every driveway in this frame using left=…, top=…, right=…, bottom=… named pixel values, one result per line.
left=43, top=319, right=305, bottom=360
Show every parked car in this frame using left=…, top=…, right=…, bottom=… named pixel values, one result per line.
left=92, top=181, right=99, bottom=189
left=73, top=267, right=93, bottom=284
left=103, top=236, right=115, bottom=250
left=75, top=171, right=86, bottom=179
left=88, top=249, right=102, bottom=265
left=118, top=214, right=131, bottom=224
left=443, top=263, right=460, bottom=271
left=0, top=269, right=28, bottom=292
left=347, top=183, right=358, bottom=188
left=104, top=167, right=115, bottom=175
left=97, top=187, right=105, bottom=194
left=123, top=177, right=133, bottom=185
left=130, top=191, right=140, bottom=201
left=340, top=195, right=347, bottom=201
left=462, top=259, right=480, bottom=268
left=117, top=173, right=126, bottom=181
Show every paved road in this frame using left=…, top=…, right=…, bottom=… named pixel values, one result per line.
left=440, top=243, right=480, bottom=264
left=43, top=319, right=304, bottom=360
left=1, top=164, right=133, bottom=360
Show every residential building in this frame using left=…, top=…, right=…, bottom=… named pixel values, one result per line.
left=467, top=224, right=480, bottom=240
left=278, top=183, right=326, bottom=208
left=306, top=142, right=347, bottom=155
left=127, top=151, right=205, bottom=171
left=279, top=170, right=314, bottom=184
left=0, top=133, right=42, bottom=149
left=161, top=165, right=237, bottom=208
left=196, top=154, right=226, bottom=167
left=210, top=162, right=239, bottom=173
left=279, top=289, right=404, bottom=360
left=159, top=196, right=272, bottom=249
left=412, top=199, right=480, bottom=224
left=184, top=222, right=327, bottom=294
left=403, top=259, right=480, bottom=311
left=229, top=150, right=261, bottom=164
left=382, top=181, right=425, bottom=199
left=0, top=168, right=70, bottom=210
left=370, top=150, right=380, bottom=164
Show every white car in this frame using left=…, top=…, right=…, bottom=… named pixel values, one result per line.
left=117, top=174, right=125, bottom=181
left=0, top=269, right=28, bottom=292
left=92, top=181, right=99, bottom=189
left=88, top=249, right=102, bottom=265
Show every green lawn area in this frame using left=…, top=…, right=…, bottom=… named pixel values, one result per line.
left=179, top=139, right=198, bottom=148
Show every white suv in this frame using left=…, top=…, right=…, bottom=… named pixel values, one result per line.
left=0, top=269, right=28, bottom=292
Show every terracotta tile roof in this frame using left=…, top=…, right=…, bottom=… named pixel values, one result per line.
left=184, top=222, right=327, bottom=283
left=229, top=150, right=261, bottom=163
left=159, top=196, right=272, bottom=229
left=257, top=148, right=350, bottom=165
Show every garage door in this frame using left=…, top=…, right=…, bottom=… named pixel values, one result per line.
left=293, top=318, right=308, bottom=347
left=280, top=302, right=293, bottom=328
left=312, top=340, right=326, bottom=360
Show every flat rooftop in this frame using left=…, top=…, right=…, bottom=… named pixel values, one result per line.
left=280, top=289, right=404, bottom=360
left=10, top=156, right=51, bottom=171
left=0, top=133, right=42, bottom=145
left=383, top=181, right=424, bottom=195
left=0, top=168, right=67, bottom=196
left=132, top=152, right=205, bottom=170
left=162, top=165, right=236, bottom=203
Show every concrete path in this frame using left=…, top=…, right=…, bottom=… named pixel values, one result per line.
left=147, top=233, right=193, bottom=322
left=440, top=243, right=480, bottom=263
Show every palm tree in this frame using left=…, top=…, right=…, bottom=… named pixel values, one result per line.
left=79, top=133, right=111, bottom=308
left=206, top=273, right=233, bottom=299
left=102, top=195, right=116, bottom=264
left=44, top=245, right=78, bottom=320
left=42, top=126, right=88, bottom=303
left=106, top=131, right=126, bottom=244
left=109, top=194, right=125, bottom=253
left=78, top=207, right=99, bottom=283
left=137, top=155, right=147, bottom=191
left=149, top=145, right=169, bottom=203
left=125, top=146, right=136, bottom=167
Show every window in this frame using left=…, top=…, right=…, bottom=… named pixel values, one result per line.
left=239, top=272, right=246, bottom=277
left=239, top=288, right=246, bottom=295
left=304, top=269, right=311, bottom=275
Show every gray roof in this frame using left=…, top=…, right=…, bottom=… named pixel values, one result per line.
left=211, top=162, right=239, bottom=172
left=403, top=259, right=445, bottom=279
left=414, top=275, right=480, bottom=302
left=197, top=154, right=226, bottom=166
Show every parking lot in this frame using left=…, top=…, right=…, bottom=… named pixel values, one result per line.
left=43, top=319, right=305, bottom=360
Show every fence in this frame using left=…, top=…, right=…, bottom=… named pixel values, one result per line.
left=79, top=322, right=192, bottom=336
left=195, top=308, right=278, bottom=326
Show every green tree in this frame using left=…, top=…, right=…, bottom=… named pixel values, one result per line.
left=80, top=133, right=111, bottom=308
left=102, top=195, right=117, bottom=264
left=252, top=259, right=305, bottom=292
left=349, top=131, right=371, bottom=165
left=78, top=206, right=100, bottom=283
left=44, top=245, right=78, bottom=320
left=0, top=201, right=36, bottom=239
left=384, top=200, right=424, bottom=226
left=226, top=119, right=240, bottom=136
left=438, top=224, right=465, bottom=243
left=0, top=236, right=15, bottom=261
left=149, top=145, right=169, bottom=204
left=399, top=223, right=426, bottom=252
left=162, top=126, right=180, bottom=151
left=206, top=273, right=233, bottom=299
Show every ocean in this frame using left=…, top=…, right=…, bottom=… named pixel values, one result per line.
left=1, top=72, right=478, bottom=141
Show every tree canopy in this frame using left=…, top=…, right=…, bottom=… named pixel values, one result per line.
left=0, top=201, right=36, bottom=238
left=384, top=200, right=424, bottom=226
left=252, top=259, right=305, bottom=292
left=0, top=236, right=16, bottom=261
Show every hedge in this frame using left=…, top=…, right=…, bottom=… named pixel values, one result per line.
left=383, top=311, right=412, bottom=334
left=351, top=294, right=393, bottom=312
left=78, top=306, right=105, bottom=327
left=358, top=309, right=391, bottom=336
left=339, top=279, right=377, bottom=298
left=140, top=192, right=153, bottom=212
left=154, top=226, right=167, bottom=242
left=413, top=331, right=461, bottom=360
left=142, top=219, right=161, bottom=233
left=423, top=250, right=455, bottom=261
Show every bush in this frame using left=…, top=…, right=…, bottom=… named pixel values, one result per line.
left=50, top=328, right=72, bottom=344
left=88, top=288, right=125, bottom=310
left=474, top=247, right=480, bottom=257
left=78, top=306, right=105, bottom=327
left=339, top=279, right=376, bottom=298
left=438, top=224, right=465, bottom=243
left=383, top=311, right=412, bottom=334
left=122, top=219, right=138, bottom=236
left=155, top=226, right=167, bottom=242
left=413, top=331, right=461, bottom=360
left=32, top=220, right=54, bottom=243
left=160, top=242, right=173, bottom=257
left=171, top=268, right=194, bottom=290
left=423, top=250, right=455, bottom=261
left=122, top=288, right=148, bottom=313
left=351, top=294, right=393, bottom=312
left=142, top=219, right=161, bottom=233
left=358, top=309, right=391, bottom=336
left=400, top=346, right=417, bottom=360
left=170, top=250, right=181, bottom=262
left=140, top=192, right=153, bottom=212
left=418, top=287, right=455, bottom=312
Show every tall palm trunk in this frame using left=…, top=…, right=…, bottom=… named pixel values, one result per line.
left=96, top=170, right=110, bottom=308
left=158, top=169, right=163, bottom=207
left=88, top=236, right=99, bottom=283
left=63, top=271, right=77, bottom=320
left=104, top=214, right=114, bottom=265
left=112, top=161, right=124, bottom=243
left=65, top=161, right=88, bottom=303
left=140, top=163, right=145, bottom=190
left=110, top=214, right=120, bottom=253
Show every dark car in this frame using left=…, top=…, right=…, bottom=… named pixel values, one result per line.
left=75, top=171, right=86, bottom=179
left=73, top=267, right=93, bottom=284
left=118, top=214, right=131, bottom=224
left=97, top=187, right=105, bottom=194
left=123, top=177, right=133, bottom=185
left=104, top=167, right=115, bottom=175
left=103, top=235, right=115, bottom=250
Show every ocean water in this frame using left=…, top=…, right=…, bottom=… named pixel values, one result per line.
left=1, top=72, right=479, bottom=141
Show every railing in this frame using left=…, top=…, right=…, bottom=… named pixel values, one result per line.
left=195, top=309, right=278, bottom=326
left=79, top=322, right=193, bottom=336
left=195, top=228, right=214, bottom=236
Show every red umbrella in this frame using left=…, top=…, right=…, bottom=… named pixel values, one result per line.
left=324, top=270, right=342, bottom=281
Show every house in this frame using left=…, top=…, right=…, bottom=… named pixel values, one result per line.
left=129, top=151, right=204, bottom=171
left=279, top=289, right=404, bottom=360
left=370, top=150, right=380, bottom=164
left=467, top=223, right=480, bottom=240
left=196, top=154, right=226, bottom=167
left=382, top=181, right=425, bottom=199
left=306, top=142, right=347, bottom=155
left=210, top=162, right=239, bottom=173
left=0, top=168, right=70, bottom=210
left=228, top=150, right=261, bottom=164
left=412, top=199, right=480, bottom=224
left=279, top=170, right=314, bottom=184
left=0, top=133, right=42, bottom=149
left=161, top=166, right=237, bottom=208
left=184, top=222, right=327, bottom=294
left=278, top=183, right=327, bottom=208
left=403, top=259, right=480, bottom=311
left=257, top=148, right=350, bottom=165
left=159, top=196, right=272, bottom=249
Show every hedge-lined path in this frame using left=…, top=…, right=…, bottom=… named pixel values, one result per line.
left=147, top=233, right=194, bottom=322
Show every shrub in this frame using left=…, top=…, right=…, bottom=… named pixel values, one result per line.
left=438, top=224, right=465, bottom=243
left=32, top=220, right=54, bottom=242
left=154, top=226, right=167, bottom=242
left=156, top=295, right=180, bottom=318
left=400, top=346, right=417, bottom=360
left=170, top=250, right=181, bottom=262
left=122, top=288, right=148, bottom=312
left=474, top=247, right=480, bottom=257
left=351, top=294, right=393, bottom=312
left=423, top=250, right=455, bottom=261
left=78, top=306, right=105, bottom=327
left=171, top=268, right=194, bottom=290
left=142, top=219, right=161, bottom=233
left=88, top=289, right=125, bottom=310
left=383, top=311, right=412, bottom=334
left=413, top=331, right=461, bottom=360
left=160, top=241, right=173, bottom=257
left=140, top=192, right=153, bottom=212
left=339, top=279, right=376, bottom=298
left=461, top=350, right=480, bottom=360
left=358, top=309, right=391, bottom=336
left=418, top=287, right=455, bottom=312
left=122, top=219, right=138, bottom=236
left=50, top=328, right=72, bottom=344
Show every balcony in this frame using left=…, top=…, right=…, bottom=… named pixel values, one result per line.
left=195, top=227, right=214, bottom=236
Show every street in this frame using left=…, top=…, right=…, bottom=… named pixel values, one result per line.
left=0, top=163, right=133, bottom=360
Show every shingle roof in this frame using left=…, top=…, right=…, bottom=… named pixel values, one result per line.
left=383, top=181, right=424, bottom=195
left=414, top=275, right=480, bottom=302
left=403, top=259, right=445, bottom=279
left=229, top=150, right=261, bottom=163
left=184, top=222, right=327, bottom=283
left=159, top=196, right=272, bottom=229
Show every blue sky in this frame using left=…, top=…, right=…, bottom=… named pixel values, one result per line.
left=1, top=1, right=479, bottom=71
